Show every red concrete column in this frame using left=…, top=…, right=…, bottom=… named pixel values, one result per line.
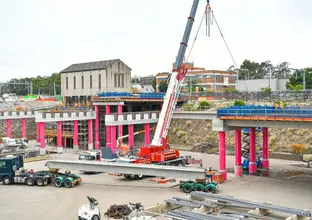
left=128, top=124, right=134, bottom=148
left=73, top=120, right=79, bottom=151
left=21, top=118, right=27, bottom=139
left=57, top=121, right=63, bottom=153
left=117, top=105, right=123, bottom=138
left=39, top=122, right=45, bottom=155
left=95, top=105, right=100, bottom=149
left=6, top=119, right=11, bottom=138
left=88, top=119, right=93, bottom=150
left=218, top=131, right=227, bottom=180
left=111, top=126, right=117, bottom=154
left=249, top=128, right=257, bottom=173
left=144, top=123, right=150, bottom=146
left=36, top=122, right=40, bottom=143
left=106, top=106, right=111, bottom=148
left=235, top=129, right=242, bottom=176
left=262, top=127, right=269, bottom=169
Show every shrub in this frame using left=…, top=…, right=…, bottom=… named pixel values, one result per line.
left=223, top=88, right=238, bottom=93
left=291, top=144, right=306, bottom=154
left=198, top=100, right=213, bottom=109
left=233, top=99, right=246, bottom=106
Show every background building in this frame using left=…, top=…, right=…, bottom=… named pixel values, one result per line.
left=156, top=62, right=237, bottom=92
left=237, top=78, right=289, bottom=91
left=132, top=75, right=156, bottom=93
left=60, top=59, right=132, bottom=102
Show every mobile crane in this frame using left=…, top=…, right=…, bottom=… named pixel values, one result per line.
left=132, top=0, right=202, bottom=164
left=100, top=0, right=205, bottom=180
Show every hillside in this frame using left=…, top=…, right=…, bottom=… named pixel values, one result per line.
left=168, top=119, right=312, bottom=153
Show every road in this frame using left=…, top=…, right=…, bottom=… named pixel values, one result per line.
left=0, top=151, right=311, bottom=219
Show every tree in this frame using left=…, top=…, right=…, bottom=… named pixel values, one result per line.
left=158, top=81, right=168, bottom=92
left=286, top=68, right=312, bottom=90
left=152, top=78, right=156, bottom=91
left=239, top=59, right=260, bottom=79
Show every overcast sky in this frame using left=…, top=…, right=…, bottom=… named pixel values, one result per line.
left=0, top=0, right=311, bottom=81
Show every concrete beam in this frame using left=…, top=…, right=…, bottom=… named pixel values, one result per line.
left=93, top=102, right=124, bottom=106
left=172, top=111, right=217, bottom=120
left=212, top=119, right=234, bottom=131
left=224, top=120, right=312, bottom=129
left=46, top=160, right=206, bottom=179
left=0, top=111, right=36, bottom=120
left=35, top=111, right=96, bottom=123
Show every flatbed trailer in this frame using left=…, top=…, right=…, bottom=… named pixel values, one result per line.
left=35, top=170, right=82, bottom=188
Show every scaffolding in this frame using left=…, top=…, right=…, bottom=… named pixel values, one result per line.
left=242, top=127, right=262, bottom=159
left=99, top=106, right=106, bottom=147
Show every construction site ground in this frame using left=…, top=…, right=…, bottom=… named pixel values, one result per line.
left=0, top=150, right=312, bottom=219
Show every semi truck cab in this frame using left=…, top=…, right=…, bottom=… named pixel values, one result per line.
left=0, top=155, right=24, bottom=184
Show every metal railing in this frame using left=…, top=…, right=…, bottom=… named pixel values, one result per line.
left=182, top=90, right=312, bottom=101
left=217, top=107, right=312, bottom=119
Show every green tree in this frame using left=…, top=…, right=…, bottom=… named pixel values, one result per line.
left=152, top=78, right=156, bottom=91
left=286, top=68, right=312, bottom=90
left=158, top=80, right=168, bottom=92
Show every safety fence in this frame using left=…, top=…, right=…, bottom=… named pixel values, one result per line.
left=183, top=90, right=312, bottom=101
left=217, top=105, right=312, bottom=121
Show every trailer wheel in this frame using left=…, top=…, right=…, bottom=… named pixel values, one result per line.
left=124, top=174, right=131, bottom=179
left=64, top=179, right=72, bottom=188
left=194, top=184, right=204, bottom=192
left=182, top=185, right=193, bottom=193
left=134, top=174, right=143, bottom=180
left=54, top=178, right=62, bottom=187
left=2, top=176, right=11, bottom=185
left=26, top=178, right=35, bottom=186
left=36, top=178, right=44, bottom=186
left=206, top=186, right=215, bottom=193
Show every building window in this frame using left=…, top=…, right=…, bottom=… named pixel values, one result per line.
left=98, top=74, right=101, bottom=90
left=114, top=73, right=125, bottom=88
left=81, top=75, right=84, bottom=89
left=73, top=76, right=76, bottom=89
left=66, top=77, right=68, bottom=90
left=118, top=62, right=120, bottom=72
left=90, top=75, right=92, bottom=88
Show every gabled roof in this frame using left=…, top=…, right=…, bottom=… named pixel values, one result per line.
left=60, top=59, right=131, bottom=73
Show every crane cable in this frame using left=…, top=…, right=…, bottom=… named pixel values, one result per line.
left=211, top=10, right=249, bottom=91
left=185, top=2, right=249, bottom=92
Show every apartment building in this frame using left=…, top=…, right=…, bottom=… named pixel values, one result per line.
left=156, top=62, right=237, bottom=92
left=60, top=59, right=132, bottom=101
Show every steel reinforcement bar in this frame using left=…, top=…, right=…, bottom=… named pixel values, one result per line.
left=191, top=192, right=311, bottom=217
left=46, top=159, right=206, bottom=179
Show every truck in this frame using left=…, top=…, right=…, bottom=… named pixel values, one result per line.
left=0, top=155, right=82, bottom=187
left=79, top=151, right=102, bottom=174
left=2, top=137, right=28, bottom=149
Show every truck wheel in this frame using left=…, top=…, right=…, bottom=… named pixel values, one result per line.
left=134, top=174, right=143, bottom=180
left=2, top=176, right=11, bottom=185
left=54, top=179, right=62, bottom=187
left=36, top=178, right=44, bottom=186
left=124, top=174, right=131, bottom=179
left=183, top=185, right=192, bottom=193
left=64, top=179, right=72, bottom=188
left=26, top=178, right=35, bottom=186
left=91, top=215, right=100, bottom=220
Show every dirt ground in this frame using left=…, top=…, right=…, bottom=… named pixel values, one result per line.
left=0, top=151, right=311, bottom=219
